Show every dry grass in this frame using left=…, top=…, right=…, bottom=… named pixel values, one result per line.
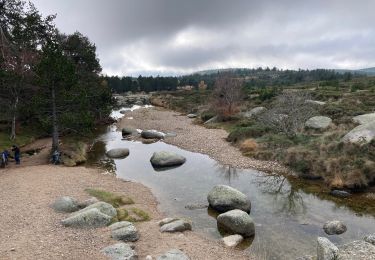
left=240, top=139, right=258, bottom=152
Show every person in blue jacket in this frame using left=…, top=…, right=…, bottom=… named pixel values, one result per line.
left=12, top=145, right=20, bottom=165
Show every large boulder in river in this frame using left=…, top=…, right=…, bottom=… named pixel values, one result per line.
left=51, top=196, right=79, bottom=212
left=353, top=113, right=375, bottom=125
left=106, top=148, right=130, bottom=158
left=122, top=127, right=135, bottom=136
left=337, top=240, right=375, bottom=260
left=305, top=116, right=332, bottom=130
left=110, top=221, right=139, bottom=242
left=101, top=243, right=138, bottom=260
left=61, top=208, right=112, bottom=228
left=217, top=209, right=255, bottom=237
left=342, top=121, right=375, bottom=144
left=141, top=130, right=165, bottom=139
left=323, top=220, right=347, bottom=235
left=150, top=151, right=186, bottom=168
left=156, top=249, right=190, bottom=260
left=207, top=185, right=251, bottom=213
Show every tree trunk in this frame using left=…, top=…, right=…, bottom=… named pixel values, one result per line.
left=51, top=85, right=59, bottom=152
left=10, top=96, right=18, bottom=140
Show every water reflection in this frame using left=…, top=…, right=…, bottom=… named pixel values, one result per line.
left=254, top=173, right=307, bottom=216
left=215, top=164, right=239, bottom=185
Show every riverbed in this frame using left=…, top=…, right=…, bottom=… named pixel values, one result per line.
left=89, top=107, right=375, bottom=260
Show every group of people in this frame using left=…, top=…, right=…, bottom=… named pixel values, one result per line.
left=0, top=145, right=20, bottom=168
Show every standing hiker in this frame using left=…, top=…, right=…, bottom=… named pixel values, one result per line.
left=12, top=145, right=20, bottom=165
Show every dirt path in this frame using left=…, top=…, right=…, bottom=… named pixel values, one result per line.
left=0, top=165, right=248, bottom=260
left=120, top=107, right=289, bottom=174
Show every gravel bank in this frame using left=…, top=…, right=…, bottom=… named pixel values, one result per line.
left=0, top=165, right=247, bottom=260
left=120, top=107, right=289, bottom=174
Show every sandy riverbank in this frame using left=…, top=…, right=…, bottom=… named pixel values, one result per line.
left=120, top=106, right=289, bottom=174
left=0, top=154, right=247, bottom=259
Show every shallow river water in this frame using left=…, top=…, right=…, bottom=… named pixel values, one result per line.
left=88, top=111, right=375, bottom=260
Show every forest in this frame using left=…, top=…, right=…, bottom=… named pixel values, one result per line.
left=0, top=0, right=112, bottom=151
left=106, top=67, right=356, bottom=93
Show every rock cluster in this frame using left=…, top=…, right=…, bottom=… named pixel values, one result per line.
left=159, top=218, right=192, bottom=233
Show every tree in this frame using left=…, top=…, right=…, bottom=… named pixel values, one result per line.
left=0, top=0, right=55, bottom=139
left=211, top=74, right=244, bottom=117
left=37, top=39, right=76, bottom=152
left=259, top=91, right=316, bottom=137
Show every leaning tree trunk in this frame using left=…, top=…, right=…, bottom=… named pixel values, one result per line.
left=51, top=85, right=59, bottom=152
left=10, top=96, right=18, bottom=140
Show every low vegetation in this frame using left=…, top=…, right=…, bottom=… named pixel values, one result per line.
left=153, top=74, right=375, bottom=191
left=85, top=188, right=134, bottom=207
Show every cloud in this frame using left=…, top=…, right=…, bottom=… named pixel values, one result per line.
left=32, top=0, right=375, bottom=75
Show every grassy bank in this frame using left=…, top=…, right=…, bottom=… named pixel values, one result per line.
left=151, top=76, right=375, bottom=191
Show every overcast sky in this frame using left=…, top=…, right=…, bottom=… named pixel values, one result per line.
left=32, top=0, right=375, bottom=76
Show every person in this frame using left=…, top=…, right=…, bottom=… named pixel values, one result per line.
left=51, top=150, right=60, bottom=165
left=12, top=145, right=20, bottom=165
left=0, top=151, right=5, bottom=168
left=3, top=149, right=9, bottom=165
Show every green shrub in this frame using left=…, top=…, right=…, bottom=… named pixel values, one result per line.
left=85, top=189, right=134, bottom=207
left=227, top=124, right=270, bottom=142
left=200, top=111, right=216, bottom=122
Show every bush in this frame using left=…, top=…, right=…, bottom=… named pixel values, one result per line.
left=227, top=124, right=269, bottom=142
left=200, top=111, right=216, bottom=122
left=240, top=139, right=258, bottom=153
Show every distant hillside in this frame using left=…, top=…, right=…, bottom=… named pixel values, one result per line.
left=335, top=67, right=375, bottom=76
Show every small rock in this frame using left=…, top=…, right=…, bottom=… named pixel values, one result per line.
left=160, top=219, right=192, bottom=233
left=110, top=221, right=139, bottom=242
left=145, top=255, right=153, bottom=260
left=295, top=256, right=314, bottom=260
left=222, top=234, right=243, bottom=247
left=305, top=116, right=332, bottom=130
left=242, top=107, right=267, bottom=118
left=207, top=185, right=251, bottom=213
left=187, top=114, right=197, bottom=118
left=306, top=100, right=326, bottom=106
left=330, top=190, right=351, bottom=198
left=51, top=196, right=79, bottom=213
left=141, top=130, right=164, bottom=139
left=156, top=249, right=190, bottom=260
left=217, top=209, right=255, bottom=237
left=10, top=248, right=15, bottom=252
left=61, top=208, right=112, bottom=228
left=106, top=148, right=130, bottom=158
left=77, top=197, right=99, bottom=208
left=317, top=237, right=338, bottom=260
left=158, top=218, right=179, bottom=227
left=150, top=151, right=186, bottom=168
left=122, top=127, right=135, bottom=136
left=101, top=242, right=138, bottom=260
left=323, top=220, right=347, bottom=235
left=364, top=234, right=375, bottom=245
left=204, top=115, right=219, bottom=125
left=76, top=201, right=117, bottom=218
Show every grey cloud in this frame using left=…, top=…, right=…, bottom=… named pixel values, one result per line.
left=32, top=0, right=375, bottom=75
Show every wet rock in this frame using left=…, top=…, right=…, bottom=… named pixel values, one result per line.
left=364, top=234, right=375, bottom=245
left=122, top=127, right=135, bottom=136
left=222, top=234, right=243, bottom=247
left=110, top=221, right=139, bottom=242
left=337, top=240, right=375, bottom=260
left=330, top=190, right=351, bottom=198
left=106, top=148, right=130, bottom=159
left=305, top=116, right=332, bottom=130
left=187, top=114, right=197, bottom=118
left=184, top=203, right=209, bottom=210
left=77, top=197, right=99, bottom=208
left=317, top=237, right=338, bottom=260
left=101, top=242, right=138, bottom=260
left=160, top=219, right=192, bottom=233
left=217, top=209, right=255, bottom=237
left=150, top=151, right=186, bottom=168
left=141, top=130, right=164, bottom=139
left=353, top=113, right=375, bottom=125
left=342, top=121, right=375, bottom=144
left=207, top=185, right=251, bottom=213
left=61, top=208, right=112, bottom=228
left=323, top=220, right=347, bottom=235
left=158, top=218, right=179, bottom=227
left=156, top=249, right=190, bottom=260
left=51, top=196, right=79, bottom=213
